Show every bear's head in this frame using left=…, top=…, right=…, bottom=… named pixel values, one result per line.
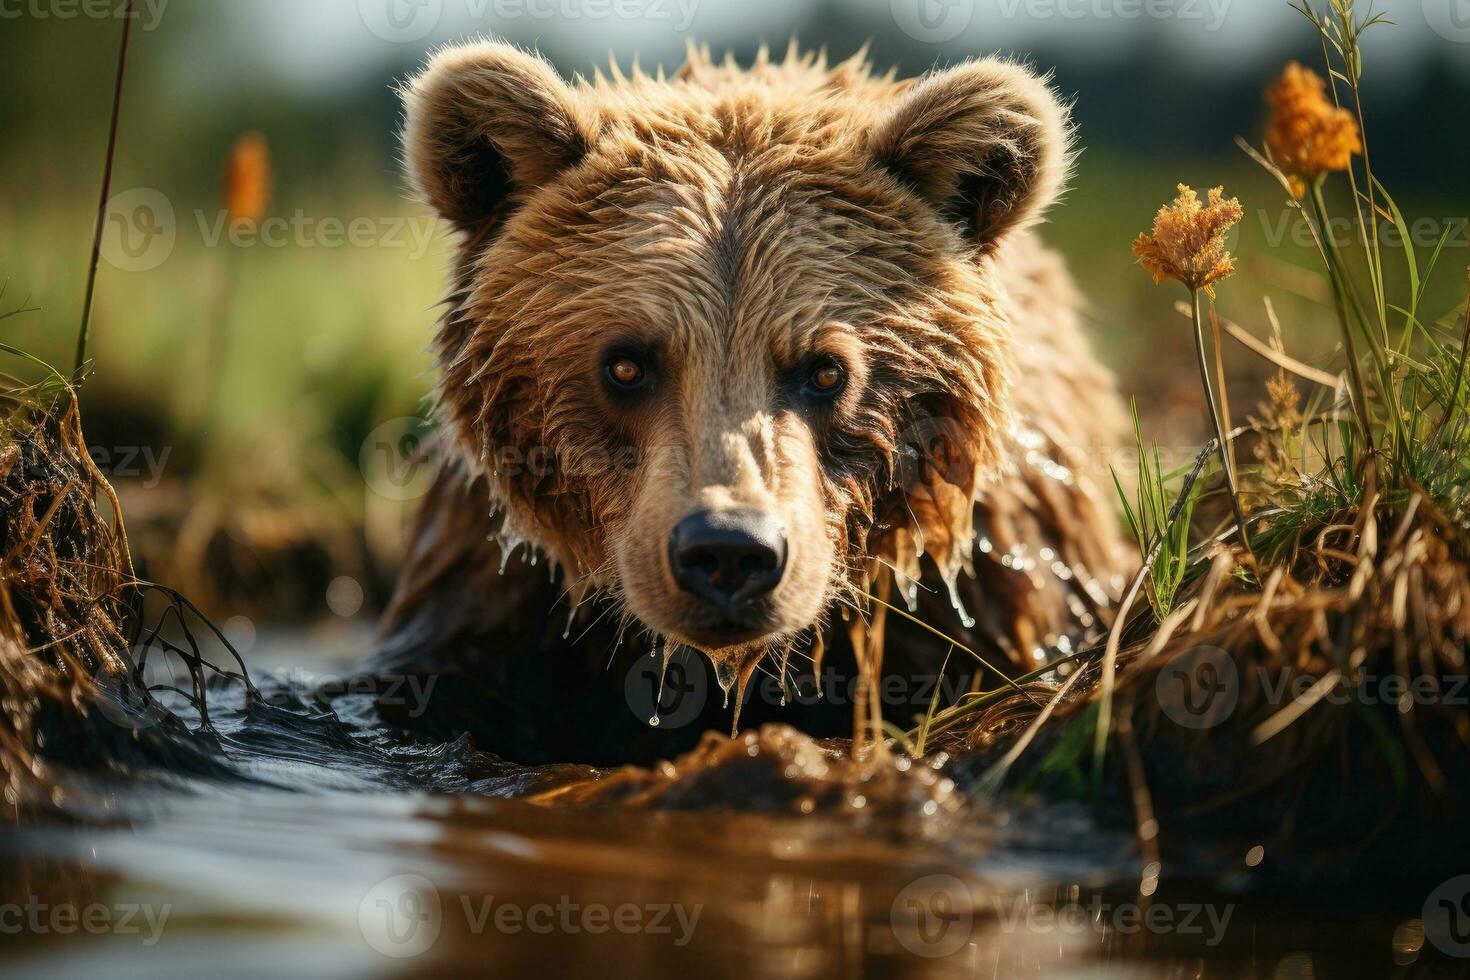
left=402, top=41, right=1071, bottom=678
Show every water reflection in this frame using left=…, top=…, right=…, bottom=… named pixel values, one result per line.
left=0, top=670, right=1449, bottom=978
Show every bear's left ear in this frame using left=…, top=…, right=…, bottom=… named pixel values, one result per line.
left=870, top=59, right=1071, bottom=249
left=401, top=40, right=598, bottom=234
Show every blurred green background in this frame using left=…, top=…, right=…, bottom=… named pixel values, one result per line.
left=3, top=0, right=1468, bottom=631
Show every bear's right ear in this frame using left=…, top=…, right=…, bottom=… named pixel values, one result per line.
left=402, top=41, right=596, bottom=232
left=869, top=59, right=1071, bottom=250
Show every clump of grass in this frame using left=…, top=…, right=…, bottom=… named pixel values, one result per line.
left=909, top=0, right=1470, bottom=872
left=1112, top=401, right=1201, bottom=620
left=1, top=332, right=134, bottom=800
left=1, top=333, right=257, bottom=802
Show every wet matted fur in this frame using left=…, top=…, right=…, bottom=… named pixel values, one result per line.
left=370, top=41, right=1129, bottom=764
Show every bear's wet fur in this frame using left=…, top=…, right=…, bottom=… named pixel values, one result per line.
left=368, top=41, right=1128, bottom=765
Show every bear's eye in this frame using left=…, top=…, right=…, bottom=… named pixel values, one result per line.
left=806, top=359, right=847, bottom=397
left=605, top=355, right=646, bottom=390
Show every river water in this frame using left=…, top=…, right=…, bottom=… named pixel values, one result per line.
left=0, top=630, right=1452, bottom=978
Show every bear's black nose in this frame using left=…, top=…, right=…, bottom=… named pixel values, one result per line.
left=669, top=509, right=787, bottom=611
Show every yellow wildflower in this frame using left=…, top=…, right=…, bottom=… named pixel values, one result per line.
left=1264, top=62, right=1362, bottom=198
left=1132, top=184, right=1243, bottom=297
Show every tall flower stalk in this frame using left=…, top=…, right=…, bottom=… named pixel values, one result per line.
left=75, top=0, right=135, bottom=378
left=1133, top=185, right=1252, bottom=551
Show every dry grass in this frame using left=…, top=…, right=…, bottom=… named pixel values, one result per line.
left=1, top=369, right=137, bottom=802
left=1, top=353, right=254, bottom=804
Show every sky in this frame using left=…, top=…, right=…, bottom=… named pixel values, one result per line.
left=187, top=0, right=1469, bottom=96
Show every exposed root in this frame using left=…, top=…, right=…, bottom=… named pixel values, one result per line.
left=1, top=384, right=249, bottom=804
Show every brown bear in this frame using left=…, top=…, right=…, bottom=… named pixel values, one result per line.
left=368, top=40, right=1128, bottom=765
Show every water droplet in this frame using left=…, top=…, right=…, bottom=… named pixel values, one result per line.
left=945, top=576, right=976, bottom=629
left=712, top=659, right=738, bottom=714
left=728, top=662, right=756, bottom=737
left=649, top=714, right=661, bottom=727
